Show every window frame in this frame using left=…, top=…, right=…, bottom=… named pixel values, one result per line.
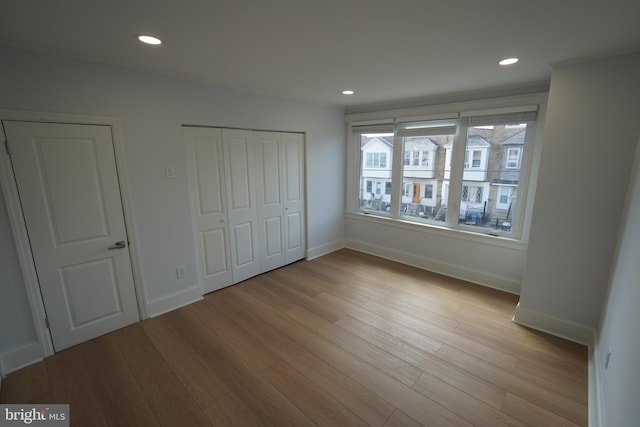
left=346, top=94, right=547, bottom=244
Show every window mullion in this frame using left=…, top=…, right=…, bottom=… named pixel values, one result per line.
left=390, top=127, right=403, bottom=217
left=446, top=122, right=467, bottom=225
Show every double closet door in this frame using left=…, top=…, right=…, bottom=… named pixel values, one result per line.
left=184, top=127, right=305, bottom=293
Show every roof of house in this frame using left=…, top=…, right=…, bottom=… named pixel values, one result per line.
left=501, top=130, right=526, bottom=146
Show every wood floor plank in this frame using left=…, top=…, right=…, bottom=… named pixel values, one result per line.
left=203, top=392, right=265, bottom=427
left=45, top=345, right=110, bottom=426
left=188, top=298, right=278, bottom=372
left=454, top=322, right=587, bottom=383
left=81, top=334, right=160, bottom=426
left=437, top=344, right=588, bottom=425
left=111, top=323, right=173, bottom=387
left=1, top=360, right=49, bottom=403
left=412, top=372, right=525, bottom=426
left=305, top=335, right=474, bottom=427
left=501, top=393, right=582, bottom=427
left=316, top=292, right=443, bottom=355
left=249, top=322, right=395, bottom=427
left=203, top=344, right=315, bottom=427
left=162, top=303, right=224, bottom=358
left=141, top=374, right=213, bottom=427
left=287, top=305, right=423, bottom=387
left=261, top=359, right=369, bottom=426
left=383, top=409, right=423, bottom=427
left=142, top=316, right=229, bottom=409
left=232, top=285, right=317, bottom=344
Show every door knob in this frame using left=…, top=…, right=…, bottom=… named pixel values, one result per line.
left=108, top=241, right=126, bottom=250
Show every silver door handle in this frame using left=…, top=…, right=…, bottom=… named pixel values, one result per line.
left=108, top=241, right=126, bottom=250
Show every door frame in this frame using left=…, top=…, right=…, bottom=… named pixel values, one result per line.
left=0, top=109, right=146, bottom=358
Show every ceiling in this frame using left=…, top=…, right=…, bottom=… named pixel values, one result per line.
left=1, top=0, right=639, bottom=109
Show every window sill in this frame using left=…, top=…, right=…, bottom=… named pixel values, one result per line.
left=344, top=211, right=528, bottom=251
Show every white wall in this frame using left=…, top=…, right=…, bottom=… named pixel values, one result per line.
left=518, top=52, right=640, bottom=332
left=0, top=46, right=345, bottom=370
left=345, top=215, right=526, bottom=293
left=596, top=133, right=640, bottom=427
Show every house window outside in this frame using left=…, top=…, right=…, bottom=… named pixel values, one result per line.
left=462, top=185, right=483, bottom=203
left=352, top=104, right=538, bottom=238
left=366, top=152, right=387, bottom=168
left=424, top=184, right=433, bottom=199
left=421, top=151, right=429, bottom=167
left=506, top=148, right=521, bottom=169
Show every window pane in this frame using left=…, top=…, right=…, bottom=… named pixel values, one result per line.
left=401, top=129, right=455, bottom=221
left=458, top=124, right=529, bottom=232
left=359, top=133, right=393, bottom=212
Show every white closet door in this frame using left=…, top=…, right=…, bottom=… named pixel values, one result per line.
left=184, top=127, right=232, bottom=293
left=282, top=133, right=306, bottom=263
left=222, top=129, right=261, bottom=283
left=254, top=132, right=286, bottom=272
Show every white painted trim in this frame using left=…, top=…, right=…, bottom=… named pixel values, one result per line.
left=512, top=303, right=596, bottom=345
left=306, top=239, right=345, bottom=260
left=345, top=238, right=521, bottom=294
left=0, top=109, right=148, bottom=358
left=145, top=284, right=203, bottom=318
left=589, top=333, right=604, bottom=427
left=0, top=342, right=42, bottom=375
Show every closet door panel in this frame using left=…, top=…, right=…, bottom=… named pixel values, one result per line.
left=282, top=133, right=306, bottom=263
left=184, top=127, right=232, bottom=293
left=222, top=129, right=260, bottom=283
left=255, top=132, right=286, bottom=272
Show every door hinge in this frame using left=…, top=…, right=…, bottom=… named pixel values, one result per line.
left=44, top=317, right=50, bottom=329
left=3, top=139, right=10, bottom=156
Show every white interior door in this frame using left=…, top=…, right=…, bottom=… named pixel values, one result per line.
left=222, top=129, right=260, bottom=283
left=254, top=131, right=286, bottom=273
left=282, top=132, right=306, bottom=263
left=184, top=127, right=233, bottom=293
left=3, top=121, right=139, bottom=351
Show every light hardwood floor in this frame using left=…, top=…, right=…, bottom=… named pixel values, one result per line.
left=1, top=249, right=588, bottom=426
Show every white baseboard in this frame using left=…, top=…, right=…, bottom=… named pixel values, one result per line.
left=145, top=284, right=203, bottom=318
left=0, top=342, right=43, bottom=376
left=306, top=239, right=345, bottom=260
left=345, top=238, right=521, bottom=295
left=512, top=303, right=595, bottom=345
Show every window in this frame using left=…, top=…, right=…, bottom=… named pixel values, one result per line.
left=366, top=152, right=387, bottom=168
left=357, top=129, right=394, bottom=212
left=350, top=103, right=539, bottom=239
left=421, top=151, right=429, bottom=167
left=506, top=148, right=521, bottom=169
left=424, top=184, right=433, bottom=199
left=462, top=185, right=483, bottom=203
left=400, top=123, right=455, bottom=222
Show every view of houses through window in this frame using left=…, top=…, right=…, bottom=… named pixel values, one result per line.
left=358, top=118, right=533, bottom=235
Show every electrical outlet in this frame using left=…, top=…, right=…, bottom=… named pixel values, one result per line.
left=176, top=266, right=185, bottom=279
left=165, top=166, right=176, bottom=179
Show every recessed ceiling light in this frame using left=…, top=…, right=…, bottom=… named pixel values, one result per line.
left=138, top=35, right=162, bottom=46
left=342, top=90, right=355, bottom=95
left=498, top=57, right=519, bottom=66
